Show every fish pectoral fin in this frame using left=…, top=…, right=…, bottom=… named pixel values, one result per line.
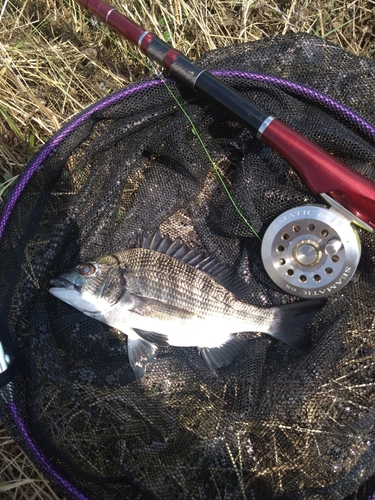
left=127, top=330, right=157, bottom=379
left=198, top=335, right=247, bottom=373
left=129, top=294, right=197, bottom=321
left=134, top=329, right=170, bottom=347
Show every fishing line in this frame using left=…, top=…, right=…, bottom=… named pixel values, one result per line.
left=67, top=0, right=375, bottom=297
left=148, top=61, right=262, bottom=240
left=68, top=0, right=262, bottom=239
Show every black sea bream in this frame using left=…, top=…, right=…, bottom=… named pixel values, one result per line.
left=50, top=233, right=324, bottom=378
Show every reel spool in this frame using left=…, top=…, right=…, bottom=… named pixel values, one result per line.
left=261, top=200, right=361, bottom=297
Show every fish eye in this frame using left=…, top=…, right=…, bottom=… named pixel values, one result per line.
left=78, top=263, right=96, bottom=277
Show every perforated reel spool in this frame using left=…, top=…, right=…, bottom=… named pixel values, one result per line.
left=261, top=205, right=361, bottom=297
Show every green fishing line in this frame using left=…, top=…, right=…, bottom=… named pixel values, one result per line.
left=149, top=66, right=261, bottom=241
left=72, top=0, right=261, bottom=239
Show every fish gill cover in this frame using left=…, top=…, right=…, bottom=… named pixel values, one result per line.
left=1, top=33, right=375, bottom=499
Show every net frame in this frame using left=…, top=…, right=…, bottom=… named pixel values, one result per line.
left=1, top=33, right=375, bottom=500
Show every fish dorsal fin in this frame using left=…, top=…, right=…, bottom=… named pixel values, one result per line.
left=138, top=231, right=250, bottom=298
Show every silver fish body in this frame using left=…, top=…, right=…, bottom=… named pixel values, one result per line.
left=50, top=233, right=324, bottom=378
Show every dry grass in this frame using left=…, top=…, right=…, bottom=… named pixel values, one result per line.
left=0, top=425, right=65, bottom=499
left=0, top=0, right=375, bottom=497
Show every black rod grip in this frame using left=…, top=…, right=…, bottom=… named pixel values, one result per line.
left=194, top=71, right=268, bottom=132
left=169, top=55, right=268, bottom=132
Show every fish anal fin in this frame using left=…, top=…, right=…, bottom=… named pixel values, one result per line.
left=198, top=335, right=247, bottom=373
left=127, top=331, right=157, bottom=379
left=134, top=329, right=170, bottom=347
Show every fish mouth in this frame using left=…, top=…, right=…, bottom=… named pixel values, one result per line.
left=50, top=277, right=81, bottom=292
left=49, top=277, right=103, bottom=315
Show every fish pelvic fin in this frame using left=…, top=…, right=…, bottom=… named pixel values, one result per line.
left=198, top=335, right=247, bottom=373
left=127, top=330, right=157, bottom=379
left=270, top=299, right=326, bottom=351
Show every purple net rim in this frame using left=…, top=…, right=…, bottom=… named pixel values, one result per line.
left=0, top=78, right=163, bottom=243
left=8, top=402, right=90, bottom=500
left=1, top=71, right=375, bottom=500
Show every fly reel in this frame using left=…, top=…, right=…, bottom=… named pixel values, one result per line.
left=261, top=196, right=362, bottom=297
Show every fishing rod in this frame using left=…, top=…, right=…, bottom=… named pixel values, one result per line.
left=74, top=0, right=375, bottom=297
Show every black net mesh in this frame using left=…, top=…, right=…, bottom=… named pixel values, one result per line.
left=1, top=33, right=375, bottom=499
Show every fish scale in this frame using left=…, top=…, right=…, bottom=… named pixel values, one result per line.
left=121, top=249, right=234, bottom=318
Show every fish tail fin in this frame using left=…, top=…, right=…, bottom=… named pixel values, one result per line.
left=127, top=331, right=157, bottom=379
left=198, top=336, right=247, bottom=373
left=270, top=299, right=325, bottom=351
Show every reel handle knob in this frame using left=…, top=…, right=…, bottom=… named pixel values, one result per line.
left=325, top=238, right=342, bottom=255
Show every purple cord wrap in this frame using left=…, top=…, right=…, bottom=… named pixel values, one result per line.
left=1, top=71, right=375, bottom=499
left=2, top=71, right=375, bottom=246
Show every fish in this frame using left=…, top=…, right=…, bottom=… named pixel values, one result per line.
left=49, top=232, right=325, bottom=379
